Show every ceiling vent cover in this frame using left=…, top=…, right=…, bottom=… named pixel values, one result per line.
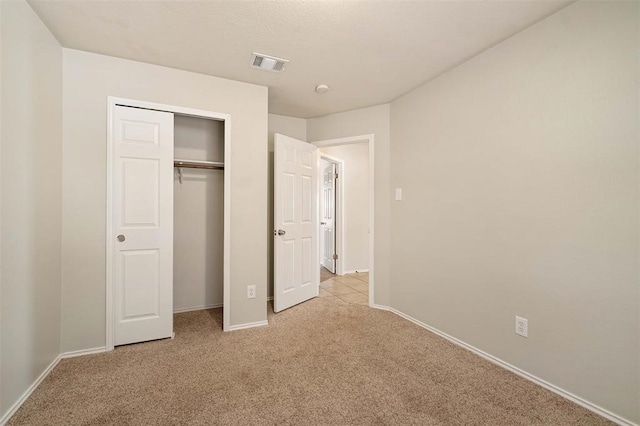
left=250, top=52, right=289, bottom=73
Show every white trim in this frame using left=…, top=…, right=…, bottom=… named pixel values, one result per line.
left=381, top=305, right=636, bottom=426
left=343, top=269, right=369, bottom=275
left=0, top=355, right=62, bottom=426
left=106, top=98, right=114, bottom=350
left=228, top=320, right=269, bottom=331
left=313, top=134, right=375, bottom=308
left=319, top=153, right=345, bottom=276
left=371, top=304, right=390, bottom=311
left=61, top=347, right=108, bottom=359
left=106, top=96, right=232, bottom=349
left=173, top=303, right=223, bottom=314
left=222, top=113, right=231, bottom=332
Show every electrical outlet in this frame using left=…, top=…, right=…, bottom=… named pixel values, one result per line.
left=515, top=316, right=528, bottom=337
left=247, top=285, right=256, bottom=299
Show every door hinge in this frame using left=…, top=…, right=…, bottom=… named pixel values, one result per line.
left=332, top=253, right=338, bottom=260
left=333, top=172, right=338, bottom=180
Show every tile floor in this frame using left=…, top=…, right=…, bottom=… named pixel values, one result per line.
left=319, top=268, right=369, bottom=305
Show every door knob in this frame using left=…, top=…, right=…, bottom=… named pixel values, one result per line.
left=277, top=229, right=286, bottom=236
left=117, top=234, right=126, bottom=242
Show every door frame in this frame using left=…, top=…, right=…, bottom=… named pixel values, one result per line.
left=319, top=154, right=344, bottom=276
left=106, top=96, right=232, bottom=350
left=313, top=134, right=374, bottom=306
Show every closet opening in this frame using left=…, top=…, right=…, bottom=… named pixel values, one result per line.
left=106, top=97, right=231, bottom=351
left=173, top=115, right=225, bottom=317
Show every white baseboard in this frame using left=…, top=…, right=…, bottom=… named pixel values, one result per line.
left=370, top=303, right=390, bottom=311
left=61, top=347, right=107, bottom=359
left=343, top=269, right=369, bottom=275
left=0, top=354, right=62, bottom=426
left=3, top=306, right=631, bottom=426
left=383, top=305, right=636, bottom=426
left=228, top=320, right=268, bottom=331
left=173, top=303, right=223, bottom=314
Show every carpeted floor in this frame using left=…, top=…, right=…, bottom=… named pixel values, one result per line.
left=9, top=299, right=611, bottom=425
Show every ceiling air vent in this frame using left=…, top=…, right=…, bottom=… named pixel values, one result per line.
left=250, top=52, right=289, bottom=73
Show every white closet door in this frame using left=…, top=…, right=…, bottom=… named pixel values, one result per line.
left=274, top=133, right=319, bottom=312
left=112, top=105, right=174, bottom=346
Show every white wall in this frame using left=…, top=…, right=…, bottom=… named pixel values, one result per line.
left=1, top=0, right=62, bottom=419
left=173, top=115, right=224, bottom=312
left=0, top=0, right=3, bottom=411
left=268, top=114, right=307, bottom=145
left=307, top=104, right=391, bottom=307
left=390, top=1, right=639, bottom=422
left=320, top=143, right=369, bottom=273
left=267, top=114, right=307, bottom=298
left=61, top=49, right=268, bottom=351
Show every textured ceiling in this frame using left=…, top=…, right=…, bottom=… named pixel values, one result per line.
left=28, top=0, right=572, bottom=118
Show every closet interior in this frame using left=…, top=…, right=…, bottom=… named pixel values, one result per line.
left=173, top=115, right=225, bottom=318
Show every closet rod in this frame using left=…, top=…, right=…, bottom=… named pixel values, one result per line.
left=174, top=159, right=224, bottom=170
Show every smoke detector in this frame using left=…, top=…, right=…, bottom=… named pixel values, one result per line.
left=250, top=52, right=289, bottom=73
left=315, top=84, right=330, bottom=94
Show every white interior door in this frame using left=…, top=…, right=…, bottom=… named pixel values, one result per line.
left=112, top=105, right=174, bottom=346
left=320, top=161, right=336, bottom=273
left=274, top=133, right=319, bottom=312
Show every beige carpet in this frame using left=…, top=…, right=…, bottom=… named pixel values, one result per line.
left=9, top=299, right=610, bottom=425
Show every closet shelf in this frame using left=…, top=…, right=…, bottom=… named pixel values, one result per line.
left=174, top=159, right=224, bottom=170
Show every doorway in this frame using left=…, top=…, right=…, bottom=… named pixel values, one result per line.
left=319, top=155, right=342, bottom=276
left=317, top=142, right=370, bottom=306
left=272, top=133, right=374, bottom=312
left=314, top=135, right=374, bottom=306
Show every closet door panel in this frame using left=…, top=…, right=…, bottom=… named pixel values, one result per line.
left=121, top=158, right=160, bottom=227
left=112, top=105, right=174, bottom=346
left=120, top=249, right=160, bottom=319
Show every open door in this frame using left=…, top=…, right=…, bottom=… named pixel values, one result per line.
left=274, top=133, right=319, bottom=312
left=320, top=160, right=336, bottom=273
left=112, top=105, right=174, bottom=345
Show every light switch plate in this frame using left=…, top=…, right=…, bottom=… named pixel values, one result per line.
left=395, top=188, right=402, bottom=201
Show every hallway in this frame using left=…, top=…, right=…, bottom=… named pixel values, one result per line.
left=319, top=269, right=369, bottom=306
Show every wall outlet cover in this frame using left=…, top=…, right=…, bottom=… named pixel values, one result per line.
left=247, top=285, right=256, bottom=299
left=515, top=316, right=528, bottom=337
